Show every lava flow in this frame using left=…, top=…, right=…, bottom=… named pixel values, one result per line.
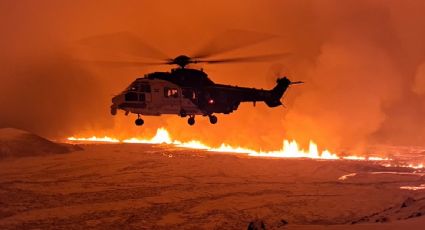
left=67, top=128, right=394, bottom=161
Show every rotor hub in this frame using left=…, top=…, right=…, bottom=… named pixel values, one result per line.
left=169, top=55, right=194, bottom=68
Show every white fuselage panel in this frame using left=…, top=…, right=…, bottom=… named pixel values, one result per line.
left=116, top=79, right=203, bottom=116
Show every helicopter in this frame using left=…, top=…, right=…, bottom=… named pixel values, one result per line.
left=80, top=31, right=303, bottom=126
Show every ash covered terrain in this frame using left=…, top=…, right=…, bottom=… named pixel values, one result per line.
left=1, top=130, right=425, bottom=229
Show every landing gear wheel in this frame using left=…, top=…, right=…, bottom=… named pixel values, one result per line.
left=135, top=118, right=144, bottom=126
left=188, top=116, right=195, bottom=126
left=179, top=109, right=187, bottom=118
left=209, top=115, right=218, bottom=124
left=135, top=115, right=144, bottom=126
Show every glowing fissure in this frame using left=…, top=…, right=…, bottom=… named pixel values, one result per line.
left=67, top=128, right=400, bottom=162
left=67, top=136, right=120, bottom=143
left=380, top=162, right=425, bottom=169
left=400, top=184, right=425, bottom=191
left=338, top=173, right=357, bottom=180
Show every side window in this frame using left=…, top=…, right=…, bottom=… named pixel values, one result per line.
left=164, top=87, right=179, bottom=98
left=182, top=88, right=196, bottom=99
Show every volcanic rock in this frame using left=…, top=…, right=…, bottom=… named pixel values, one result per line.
left=401, top=197, right=415, bottom=208
left=247, top=219, right=266, bottom=230
left=279, top=219, right=288, bottom=226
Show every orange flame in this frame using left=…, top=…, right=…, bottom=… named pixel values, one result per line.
left=67, top=128, right=425, bottom=169
left=66, top=127, right=396, bottom=161
left=67, top=136, right=120, bottom=143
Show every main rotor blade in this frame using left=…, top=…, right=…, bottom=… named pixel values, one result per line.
left=197, top=52, right=291, bottom=64
left=192, top=30, right=276, bottom=59
left=79, top=32, right=169, bottom=60
left=75, top=59, right=166, bottom=68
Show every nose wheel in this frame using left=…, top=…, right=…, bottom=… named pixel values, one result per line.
left=188, top=116, right=195, bottom=126
left=110, top=106, right=117, bottom=116
left=179, top=109, right=187, bottom=118
left=135, top=114, right=144, bottom=126
left=209, top=115, right=218, bottom=124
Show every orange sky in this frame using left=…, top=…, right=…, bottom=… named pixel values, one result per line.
left=1, top=0, right=425, bottom=152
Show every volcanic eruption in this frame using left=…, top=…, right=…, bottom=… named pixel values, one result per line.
left=2, top=0, right=425, bottom=229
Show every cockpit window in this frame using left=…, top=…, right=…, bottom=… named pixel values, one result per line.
left=127, top=83, right=151, bottom=93
left=139, top=93, right=146, bottom=101
left=125, top=92, right=138, bottom=101
left=164, top=87, right=179, bottom=98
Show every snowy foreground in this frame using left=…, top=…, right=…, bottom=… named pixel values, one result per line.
left=1, top=143, right=425, bottom=229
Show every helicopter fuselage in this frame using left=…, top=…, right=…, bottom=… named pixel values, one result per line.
left=110, top=68, right=294, bottom=126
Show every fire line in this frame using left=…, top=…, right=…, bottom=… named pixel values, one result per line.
left=67, top=128, right=395, bottom=161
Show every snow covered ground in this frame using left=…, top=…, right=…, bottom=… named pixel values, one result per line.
left=0, top=141, right=424, bottom=229
left=0, top=128, right=80, bottom=159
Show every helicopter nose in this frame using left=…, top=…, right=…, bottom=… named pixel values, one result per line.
left=112, top=94, right=122, bottom=104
